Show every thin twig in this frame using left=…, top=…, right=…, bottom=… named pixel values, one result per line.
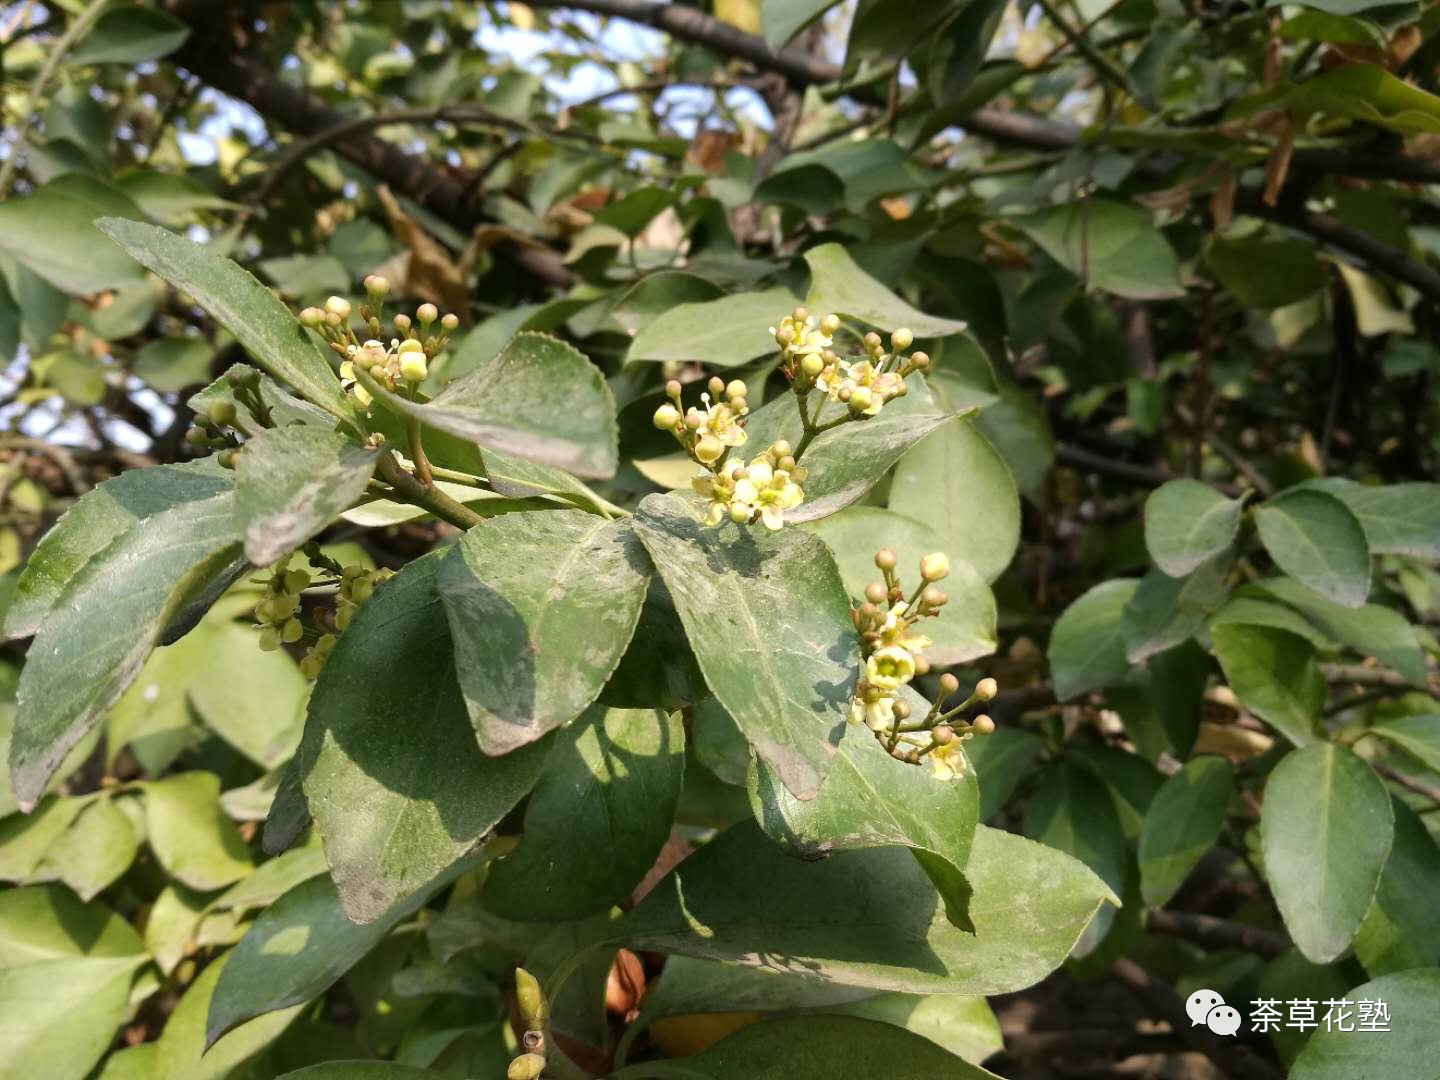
left=1033, top=0, right=1132, bottom=95
left=1145, top=910, right=1289, bottom=958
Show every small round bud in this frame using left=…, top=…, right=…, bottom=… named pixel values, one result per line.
left=653, top=403, right=680, bottom=430
left=729, top=501, right=752, bottom=524
left=931, top=724, right=955, bottom=745
left=939, top=672, right=960, bottom=694
left=507, top=1054, right=547, bottom=1080
left=665, top=379, right=682, bottom=400
left=891, top=327, right=914, bottom=351
left=792, top=306, right=809, bottom=322
left=892, top=699, right=911, bottom=720
left=800, top=353, right=825, bottom=378
left=975, top=677, right=998, bottom=702
left=363, top=274, right=389, bottom=297
left=864, top=582, right=887, bottom=605
left=400, top=352, right=428, bottom=383
left=863, top=331, right=882, bottom=351
left=777, top=455, right=797, bottom=472
left=226, top=366, right=259, bottom=390
left=913, top=655, right=931, bottom=676
left=515, top=968, right=548, bottom=1025
left=324, top=296, right=351, bottom=320
left=770, top=440, right=792, bottom=459
left=695, top=435, right=724, bottom=464
left=298, top=306, right=324, bottom=328
left=874, top=548, right=897, bottom=571
left=920, top=552, right=950, bottom=582
left=416, top=302, right=438, bottom=325
left=397, top=337, right=424, bottom=355
left=184, top=426, right=208, bottom=447
left=856, top=602, right=879, bottom=623
left=847, top=385, right=873, bottom=413
left=207, top=400, right=236, bottom=427
left=909, top=351, right=930, bottom=370
left=922, top=587, right=947, bottom=608
left=725, top=379, right=747, bottom=401
left=393, top=313, right=412, bottom=332
left=219, top=449, right=240, bottom=469
left=820, top=313, right=840, bottom=335
left=708, top=375, right=725, bottom=397
left=441, top=312, right=460, bottom=331
left=973, top=714, right=995, bottom=735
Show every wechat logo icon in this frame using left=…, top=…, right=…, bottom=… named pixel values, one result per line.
left=1185, top=988, right=1241, bottom=1036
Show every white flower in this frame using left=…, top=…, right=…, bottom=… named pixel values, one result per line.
left=849, top=694, right=896, bottom=732
left=732, top=458, right=804, bottom=530
left=865, top=645, right=916, bottom=690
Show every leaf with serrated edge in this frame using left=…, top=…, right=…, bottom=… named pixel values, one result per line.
left=235, top=426, right=380, bottom=566
left=631, top=493, right=857, bottom=801
left=483, top=706, right=684, bottom=920
left=96, top=218, right=353, bottom=425
left=298, top=555, right=551, bottom=921
left=10, top=493, right=243, bottom=809
left=437, top=511, right=650, bottom=755
left=359, top=331, right=617, bottom=479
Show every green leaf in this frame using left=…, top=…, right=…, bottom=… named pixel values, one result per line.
left=235, top=426, right=381, bottom=566
left=648, top=1015, right=1001, bottom=1078
left=750, top=718, right=979, bottom=929
left=804, top=243, right=969, bottom=337
left=0, top=885, right=144, bottom=967
left=1143, top=479, right=1246, bottom=577
left=361, top=332, right=617, bottom=479
left=113, top=171, right=237, bottom=227
left=889, top=416, right=1018, bottom=582
left=0, top=954, right=148, bottom=1080
left=190, top=363, right=336, bottom=437
left=799, top=506, right=997, bottom=665
left=141, top=772, right=253, bottom=891
left=298, top=555, right=551, bottom=921
left=741, top=373, right=959, bottom=524
left=1122, top=557, right=1231, bottom=663
left=623, top=821, right=1116, bottom=995
left=1367, top=715, right=1440, bottom=774
left=210, top=838, right=327, bottom=915
left=820, top=993, right=1003, bottom=1065
left=437, top=512, right=650, bottom=755
left=1260, top=743, right=1393, bottom=963
left=1255, top=489, right=1371, bottom=608
left=34, top=795, right=139, bottom=901
left=1250, top=576, right=1425, bottom=684
left=132, top=336, right=212, bottom=393
left=1211, top=623, right=1324, bottom=745
left=154, top=950, right=305, bottom=1080
left=10, top=492, right=243, bottom=808
left=1048, top=579, right=1141, bottom=700
left=1232, top=62, right=1440, bottom=136
left=482, top=706, right=684, bottom=921
left=625, top=287, right=799, bottom=368
left=966, top=726, right=1044, bottom=820
left=1353, top=798, right=1440, bottom=977
left=67, top=6, right=188, bottom=65
left=1011, top=200, right=1184, bottom=300
left=1147, top=641, right=1210, bottom=758
left=631, top=494, right=858, bottom=802
left=96, top=218, right=354, bottom=425
left=761, top=0, right=836, bottom=47
left=1206, top=234, right=1329, bottom=308
left=188, top=623, right=308, bottom=768
left=1137, top=757, right=1233, bottom=908
left=206, top=868, right=457, bottom=1047
left=0, top=176, right=146, bottom=295
left=1289, top=969, right=1440, bottom=1078
left=1301, top=478, right=1440, bottom=559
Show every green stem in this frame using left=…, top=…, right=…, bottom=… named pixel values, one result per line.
left=404, top=416, right=433, bottom=487
left=374, top=452, right=484, bottom=529
left=795, top=412, right=849, bottom=458
left=0, top=0, right=113, bottom=197
left=425, top=465, right=489, bottom=489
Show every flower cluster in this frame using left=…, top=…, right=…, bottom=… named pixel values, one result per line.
left=849, top=549, right=997, bottom=781
left=298, top=276, right=459, bottom=407
left=252, top=546, right=392, bottom=679
left=772, top=309, right=931, bottom=419
left=653, top=376, right=807, bottom=530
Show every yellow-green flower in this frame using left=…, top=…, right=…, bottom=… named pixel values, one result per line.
left=849, top=693, right=896, bottom=732
left=929, top=740, right=965, bottom=782
left=876, top=601, right=931, bottom=653
left=689, top=397, right=748, bottom=449
left=865, top=645, right=916, bottom=690
left=692, top=469, right=735, bottom=526
left=732, top=458, right=804, bottom=531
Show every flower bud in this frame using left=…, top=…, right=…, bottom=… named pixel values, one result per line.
left=939, top=672, right=960, bottom=694
left=684, top=408, right=705, bottom=431
left=800, top=353, right=825, bottom=378
left=778, top=455, right=797, bottom=472
left=219, top=449, right=240, bottom=469
left=792, top=306, right=809, bottom=322
left=363, top=275, right=389, bottom=298
left=400, top=352, right=428, bottom=383
left=909, top=351, right=930, bottom=370
left=729, top=502, right=751, bottom=524
left=397, top=337, right=424, bottom=355
left=913, top=655, right=931, bottom=676
left=931, top=724, right=955, bottom=745
left=922, top=587, right=947, bottom=608
left=975, top=677, right=998, bottom=701
left=973, top=714, right=995, bottom=734
left=298, top=306, right=324, bottom=328
left=325, top=296, right=351, bottom=320
left=820, top=313, right=840, bottom=335
left=864, top=582, right=887, bottom=605
left=185, top=426, right=208, bottom=447
left=891, top=327, right=914, bottom=351
left=393, top=313, right=412, bottom=333
left=920, top=552, right=950, bottom=581
left=653, top=403, right=680, bottom=430
left=515, top=967, right=547, bottom=1025
left=725, top=379, right=746, bottom=401
left=863, top=331, right=882, bottom=352
left=665, top=379, right=682, bottom=400
left=226, top=366, right=260, bottom=389
left=892, top=699, right=911, bottom=720
left=695, top=435, right=724, bottom=464
left=847, top=385, right=873, bottom=413
left=856, top=602, right=879, bottom=624
left=507, top=1054, right=547, bottom=1080
left=417, top=302, right=438, bottom=326
left=441, top=312, right=460, bottom=331
left=874, top=548, right=897, bottom=571
left=708, top=375, right=725, bottom=397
